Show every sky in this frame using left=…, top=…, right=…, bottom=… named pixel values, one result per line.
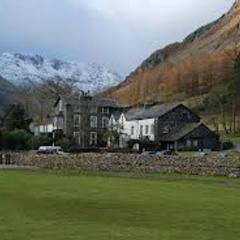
left=0, top=0, right=235, bottom=76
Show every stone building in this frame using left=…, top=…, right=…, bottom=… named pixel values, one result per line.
left=53, top=92, right=118, bottom=148
left=110, top=104, right=220, bottom=151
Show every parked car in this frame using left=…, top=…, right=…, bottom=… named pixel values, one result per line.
left=37, top=146, right=65, bottom=155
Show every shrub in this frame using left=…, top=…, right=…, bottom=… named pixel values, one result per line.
left=1, top=130, right=32, bottom=150
left=127, top=138, right=160, bottom=151
left=127, top=139, right=140, bottom=149
left=222, top=141, right=234, bottom=150
left=55, top=137, right=74, bottom=151
left=28, top=135, right=52, bottom=150
left=139, top=138, right=159, bottom=151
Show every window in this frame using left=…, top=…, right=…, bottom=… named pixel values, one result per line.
left=131, top=126, right=135, bottom=135
left=183, top=111, right=191, bottom=120
left=151, top=124, right=155, bottom=134
left=102, top=117, right=109, bottom=129
left=140, top=125, right=143, bottom=136
left=90, top=132, right=98, bottom=146
left=73, top=132, right=81, bottom=145
left=163, top=127, right=169, bottom=134
left=101, top=107, right=109, bottom=114
left=187, top=140, right=192, bottom=148
left=193, top=140, right=199, bottom=147
left=74, top=114, right=81, bottom=127
left=90, top=116, right=98, bottom=128
left=145, top=125, right=149, bottom=135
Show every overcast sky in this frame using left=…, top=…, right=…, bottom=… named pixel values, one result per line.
left=0, top=0, right=235, bottom=75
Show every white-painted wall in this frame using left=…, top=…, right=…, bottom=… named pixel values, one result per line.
left=34, top=124, right=54, bottom=136
left=118, top=114, right=156, bottom=141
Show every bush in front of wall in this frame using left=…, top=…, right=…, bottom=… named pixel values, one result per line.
left=55, top=137, right=75, bottom=151
left=127, top=138, right=160, bottom=152
left=221, top=141, right=234, bottom=150
left=1, top=129, right=32, bottom=150
left=28, top=135, right=52, bottom=150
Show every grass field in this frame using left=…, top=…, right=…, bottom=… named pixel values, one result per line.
left=1, top=170, right=240, bottom=240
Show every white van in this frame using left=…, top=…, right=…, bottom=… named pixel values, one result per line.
left=37, top=146, right=65, bottom=155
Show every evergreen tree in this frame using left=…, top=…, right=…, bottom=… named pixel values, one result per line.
left=2, top=104, right=31, bottom=131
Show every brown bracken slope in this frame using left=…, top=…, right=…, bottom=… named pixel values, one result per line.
left=107, top=0, right=240, bottom=106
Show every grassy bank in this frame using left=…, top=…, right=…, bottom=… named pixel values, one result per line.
left=0, top=170, right=240, bottom=240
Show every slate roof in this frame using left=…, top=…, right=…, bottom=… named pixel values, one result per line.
left=91, top=97, right=119, bottom=108
left=125, top=103, right=181, bottom=121
left=160, top=123, right=202, bottom=142
left=56, top=94, right=118, bottom=108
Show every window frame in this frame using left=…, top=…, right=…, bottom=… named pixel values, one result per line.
left=131, top=126, right=135, bottom=135
left=102, top=117, right=109, bottom=129
left=90, top=132, right=98, bottom=146
left=73, top=132, right=81, bottom=145
left=145, top=125, right=149, bottom=135
left=90, top=116, right=98, bottom=128
left=101, top=107, right=110, bottom=114
left=186, top=139, right=192, bottom=148
left=140, top=125, right=143, bottom=136
left=73, top=114, right=81, bottom=127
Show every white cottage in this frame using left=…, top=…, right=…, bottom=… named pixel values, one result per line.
left=109, top=105, right=157, bottom=148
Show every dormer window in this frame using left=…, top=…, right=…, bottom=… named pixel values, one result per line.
left=101, top=107, right=109, bottom=114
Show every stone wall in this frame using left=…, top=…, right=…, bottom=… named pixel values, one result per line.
left=2, top=152, right=240, bottom=178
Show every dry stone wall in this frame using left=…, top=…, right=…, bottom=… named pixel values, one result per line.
left=2, top=152, right=240, bottom=178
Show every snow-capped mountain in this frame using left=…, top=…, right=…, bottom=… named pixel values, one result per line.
left=0, top=52, right=122, bottom=92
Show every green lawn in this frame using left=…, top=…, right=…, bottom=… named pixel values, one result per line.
left=1, top=170, right=240, bottom=240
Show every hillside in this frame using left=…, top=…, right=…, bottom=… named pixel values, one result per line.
left=0, top=75, right=16, bottom=114
left=107, top=0, right=240, bottom=106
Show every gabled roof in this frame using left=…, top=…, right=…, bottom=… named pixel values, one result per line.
left=160, top=123, right=202, bottom=142
left=110, top=110, right=122, bottom=121
left=160, top=123, right=218, bottom=142
left=124, top=103, right=186, bottom=121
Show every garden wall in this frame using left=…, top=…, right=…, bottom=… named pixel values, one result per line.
left=1, top=152, right=240, bottom=178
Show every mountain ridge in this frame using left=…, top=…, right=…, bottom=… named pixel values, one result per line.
left=0, top=52, right=122, bottom=93
left=108, top=0, right=240, bottom=106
